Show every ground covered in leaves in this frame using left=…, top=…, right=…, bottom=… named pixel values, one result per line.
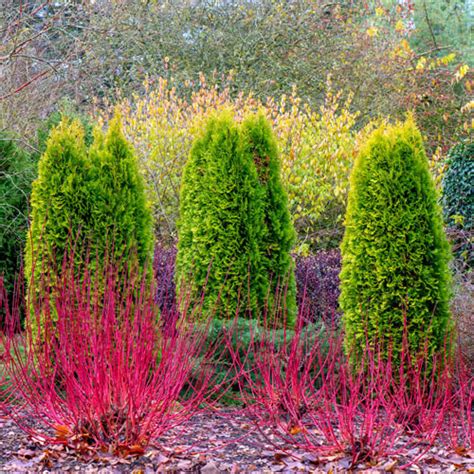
left=0, top=410, right=473, bottom=473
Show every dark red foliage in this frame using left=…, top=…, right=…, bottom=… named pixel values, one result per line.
left=153, top=244, right=177, bottom=315
left=295, top=250, right=341, bottom=323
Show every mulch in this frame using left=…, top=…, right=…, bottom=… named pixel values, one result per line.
left=0, top=410, right=473, bottom=473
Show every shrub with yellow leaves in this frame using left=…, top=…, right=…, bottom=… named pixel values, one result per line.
left=269, top=82, right=373, bottom=251
left=99, top=76, right=368, bottom=250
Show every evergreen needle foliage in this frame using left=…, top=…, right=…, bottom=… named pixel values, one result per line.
left=25, top=115, right=154, bottom=338
left=25, top=118, right=91, bottom=337
left=340, top=117, right=453, bottom=361
left=176, top=112, right=263, bottom=318
left=241, top=113, right=297, bottom=325
left=25, top=119, right=91, bottom=288
left=176, top=111, right=296, bottom=323
left=89, top=116, right=154, bottom=270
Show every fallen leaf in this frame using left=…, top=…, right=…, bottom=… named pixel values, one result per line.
left=289, top=425, right=304, bottom=435
left=455, top=446, right=468, bottom=456
left=54, top=424, right=71, bottom=440
left=274, top=451, right=287, bottom=462
left=122, top=445, right=143, bottom=457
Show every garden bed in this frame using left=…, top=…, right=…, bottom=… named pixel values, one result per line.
left=1, top=410, right=473, bottom=473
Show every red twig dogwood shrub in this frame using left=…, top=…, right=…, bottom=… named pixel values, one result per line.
left=443, top=349, right=473, bottom=453
left=227, top=310, right=466, bottom=467
left=2, top=256, right=229, bottom=455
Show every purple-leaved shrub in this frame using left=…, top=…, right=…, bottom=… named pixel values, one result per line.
left=295, top=250, right=341, bottom=323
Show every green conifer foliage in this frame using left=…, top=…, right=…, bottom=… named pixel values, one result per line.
left=339, top=117, right=453, bottom=361
left=1, top=107, right=92, bottom=304
left=26, top=116, right=154, bottom=338
left=34, top=109, right=94, bottom=161
left=89, top=116, right=154, bottom=270
left=25, top=118, right=92, bottom=335
left=176, top=112, right=263, bottom=318
left=0, top=134, right=34, bottom=297
left=241, top=113, right=297, bottom=325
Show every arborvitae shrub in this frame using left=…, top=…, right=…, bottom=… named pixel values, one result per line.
left=34, top=109, right=94, bottom=160
left=442, top=141, right=473, bottom=269
left=89, top=116, right=154, bottom=271
left=26, top=116, right=154, bottom=338
left=241, top=113, right=296, bottom=325
left=1, top=108, right=91, bottom=305
left=25, top=119, right=92, bottom=336
left=340, top=117, right=453, bottom=361
left=176, top=112, right=264, bottom=318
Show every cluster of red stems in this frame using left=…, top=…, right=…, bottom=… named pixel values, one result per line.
left=0, top=255, right=472, bottom=466
left=228, top=314, right=472, bottom=467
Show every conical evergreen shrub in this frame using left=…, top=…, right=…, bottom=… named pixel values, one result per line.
left=25, top=119, right=91, bottom=279
left=25, top=118, right=92, bottom=336
left=1, top=108, right=92, bottom=306
left=26, top=116, right=154, bottom=338
left=176, top=112, right=264, bottom=318
left=340, top=117, right=453, bottom=361
left=89, top=116, right=154, bottom=271
left=34, top=108, right=94, bottom=161
left=241, top=113, right=297, bottom=325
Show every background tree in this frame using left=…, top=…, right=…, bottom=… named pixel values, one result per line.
left=442, top=141, right=473, bottom=271
left=0, top=134, right=34, bottom=296
left=409, top=0, right=473, bottom=66
left=0, top=1, right=91, bottom=138
left=2, top=1, right=470, bottom=158
left=340, top=117, right=453, bottom=361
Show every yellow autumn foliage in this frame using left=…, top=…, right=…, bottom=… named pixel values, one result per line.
left=99, top=76, right=369, bottom=249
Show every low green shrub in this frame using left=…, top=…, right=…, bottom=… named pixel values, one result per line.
left=191, top=318, right=336, bottom=405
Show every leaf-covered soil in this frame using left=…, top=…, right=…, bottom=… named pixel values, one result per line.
left=0, top=410, right=473, bottom=473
